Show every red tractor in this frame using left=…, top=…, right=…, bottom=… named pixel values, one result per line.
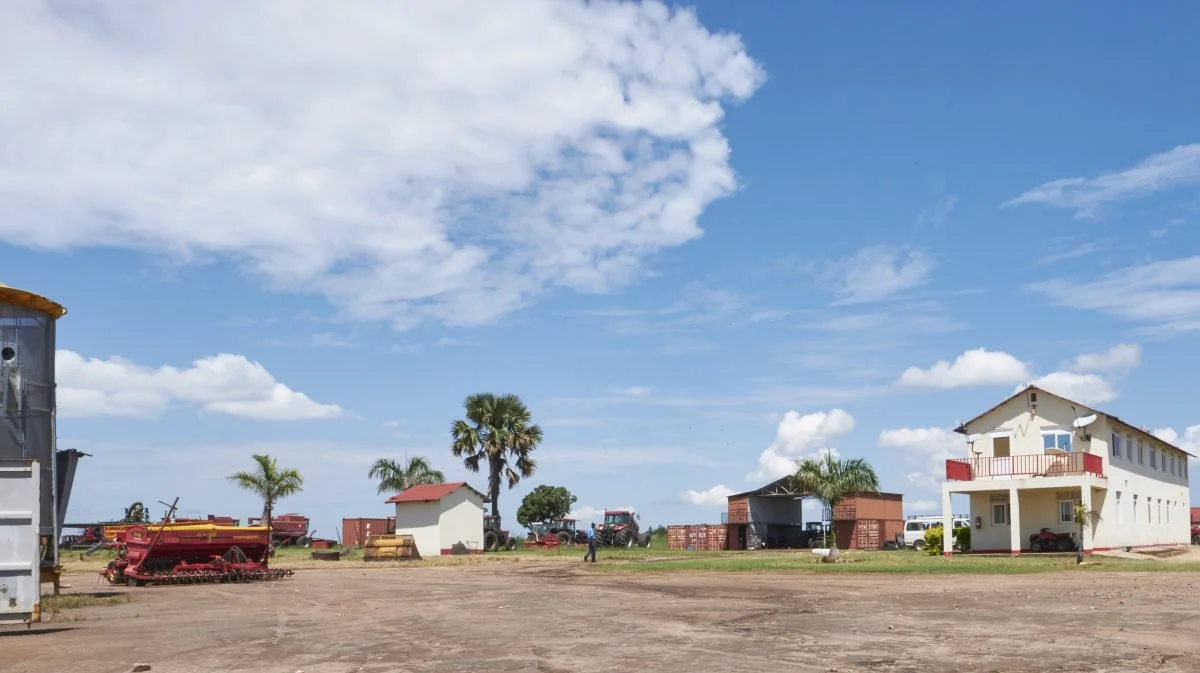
left=483, top=515, right=518, bottom=552
left=595, top=509, right=652, bottom=548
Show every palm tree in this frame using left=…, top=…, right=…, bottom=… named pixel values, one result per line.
left=368, top=455, right=446, bottom=495
left=227, top=453, right=304, bottom=539
left=450, top=393, right=543, bottom=518
left=789, top=452, right=880, bottom=560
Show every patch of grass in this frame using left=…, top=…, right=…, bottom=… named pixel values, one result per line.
left=587, top=549, right=1200, bottom=574
left=42, top=592, right=130, bottom=611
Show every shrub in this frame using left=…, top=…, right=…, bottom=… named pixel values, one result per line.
left=923, top=524, right=972, bottom=555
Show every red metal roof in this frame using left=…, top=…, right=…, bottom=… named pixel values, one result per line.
left=384, top=482, right=485, bottom=504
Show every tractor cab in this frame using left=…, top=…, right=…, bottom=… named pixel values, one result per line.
left=603, top=510, right=635, bottom=527
left=549, top=518, right=577, bottom=534
left=527, top=521, right=549, bottom=538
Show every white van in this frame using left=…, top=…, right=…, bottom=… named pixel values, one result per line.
left=902, top=515, right=968, bottom=550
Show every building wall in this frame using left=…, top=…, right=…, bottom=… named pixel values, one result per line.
left=437, top=487, right=485, bottom=553
left=747, top=496, right=803, bottom=523
left=843, top=493, right=903, bottom=520
left=393, top=500, right=441, bottom=558
left=961, top=390, right=1192, bottom=551
left=727, top=496, right=749, bottom=523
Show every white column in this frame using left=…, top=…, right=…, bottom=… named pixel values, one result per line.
left=1009, top=487, right=1021, bottom=555
left=1080, top=486, right=1093, bottom=554
left=942, top=487, right=954, bottom=555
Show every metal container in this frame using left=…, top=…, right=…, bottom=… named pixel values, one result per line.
left=342, top=517, right=395, bottom=548
left=0, top=284, right=85, bottom=572
left=0, top=458, right=40, bottom=625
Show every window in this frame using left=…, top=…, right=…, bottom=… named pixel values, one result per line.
left=1116, top=492, right=1123, bottom=524
left=1147, top=500, right=1152, bottom=523
left=992, top=502, right=1010, bottom=526
left=1167, top=501, right=1171, bottom=525
left=1138, top=440, right=1144, bottom=465
left=1157, top=499, right=1162, bottom=525
left=1133, top=494, right=1138, bottom=522
left=1042, top=431, right=1072, bottom=452
left=1111, top=433, right=1121, bottom=458
left=1150, top=448, right=1157, bottom=469
left=1127, top=434, right=1134, bottom=461
left=1059, top=499, right=1075, bottom=524
left=1171, top=455, right=1176, bottom=476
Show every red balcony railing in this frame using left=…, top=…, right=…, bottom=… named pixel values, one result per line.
left=945, top=452, right=1105, bottom=481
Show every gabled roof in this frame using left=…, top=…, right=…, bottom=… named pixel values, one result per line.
left=730, top=476, right=808, bottom=498
left=955, top=385, right=1195, bottom=458
left=384, top=482, right=487, bottom=504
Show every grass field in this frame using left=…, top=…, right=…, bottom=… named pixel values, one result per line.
left=58, top=534, right=1200, bottom=575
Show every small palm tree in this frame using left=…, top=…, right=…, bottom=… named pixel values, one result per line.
left=368, top=455, right=446, bottom=495
left=789, top=452, right=880, bottom=560
left=227, top=453, right=304, bottom=538
left=450, top=393, right=543, bottom=518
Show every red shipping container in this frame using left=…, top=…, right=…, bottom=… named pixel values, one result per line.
left=342, top=517, right=396, bottom=548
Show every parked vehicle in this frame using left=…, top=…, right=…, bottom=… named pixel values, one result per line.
left=1029, top=527, right=1076, bottom=552
left=902, top=514, right=969, bottom=550
left=595, top=509, right=652, bottom=547
left=483, top=514, right=518, bottom=552
left=1191, top=524, right=1199, bottom=546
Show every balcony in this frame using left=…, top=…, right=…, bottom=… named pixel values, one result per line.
left=945, top=453, right=1104, bottom=482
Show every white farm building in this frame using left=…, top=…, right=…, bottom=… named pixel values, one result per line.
left=385, top=482, right=486, bottom=557
left=941, top=385, right=1192, bottom=555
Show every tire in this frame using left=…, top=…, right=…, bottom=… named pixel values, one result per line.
left=641, top=534, right=652, bottom=548
left=1030, top=538, right=1043, bottom=552
left=912, top=539, right=925, bottom=552
left=506, top=538, right=517, bottom=551
left=1193, top=535, right=1200, bottom=546
left=484, top=531, right=499, bottom=552
left=1058, top=538, right=1075, bottom=552
left=614, top=529, right=632, bottom=548
left=296, top=536, right=311, bottom=548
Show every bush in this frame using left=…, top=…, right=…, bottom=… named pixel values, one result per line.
left=923, top=524, right=972, bottom=555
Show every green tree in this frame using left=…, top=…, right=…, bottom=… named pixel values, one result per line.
left=516, top=485, right=577, bottom=527
left=788, top=452, right=880, bottom=560
left=368, top=455, right=446, bottom=495
left=1073, top=503, right=1100, bottom=565
left=227, top=453, right=304, bottom=538
left=450, top=393, right=543, bottom=518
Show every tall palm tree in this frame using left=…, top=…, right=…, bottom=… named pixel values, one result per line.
left=789, top=452, right=880, bottom=559
left=450, top=393, right=543, bottom=518
left=227, top=453, right=304, bottom=538
left=368, top=455, right=446, bottom=495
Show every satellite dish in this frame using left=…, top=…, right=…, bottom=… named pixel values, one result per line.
left=1072, top=414, right=1097, bottom=429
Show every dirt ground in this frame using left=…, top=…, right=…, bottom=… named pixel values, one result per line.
left=4, top=563, right=1200, bottom=673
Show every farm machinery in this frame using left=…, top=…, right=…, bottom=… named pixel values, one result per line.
left=596, top=509, right=652, bottom=548
left=101, top=499, right=293, bottom=586
left=524, top=517, right=588, bottom=548
left=483, top=514, right=519, bottom=552
left=247, top=512, right=312, bottom=547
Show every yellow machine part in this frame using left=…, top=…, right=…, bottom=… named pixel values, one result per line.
left=362, top=534, right=422, bottom=561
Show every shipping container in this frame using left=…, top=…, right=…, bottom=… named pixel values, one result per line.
left=1192, top=507, right=1200, bottom=525
left=666, top=524, right=728, bottom=551
left=0, top=459, right=40, bottom=625
left=342, top=517, right=396, bottom=548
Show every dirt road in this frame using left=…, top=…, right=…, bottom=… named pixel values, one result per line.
left=4, top=563, right=1199, bottom=673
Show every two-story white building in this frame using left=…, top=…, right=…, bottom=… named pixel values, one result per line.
left=940, top=385, right=1192, bottom=555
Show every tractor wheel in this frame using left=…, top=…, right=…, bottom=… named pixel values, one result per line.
left=484, top=531, right=499, bottom=552
left=615, top=529, right=632, bottom=548
left=506, top=538, right=518, bottom=551
left=297, top=536, right=311, bottom=548
left=557, top=531, right=571, bottom=546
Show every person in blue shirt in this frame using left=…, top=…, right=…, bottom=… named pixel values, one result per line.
left=583, top=522, right=598, bottom=562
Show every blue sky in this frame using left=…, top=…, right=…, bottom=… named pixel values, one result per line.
left=2, top=1, right=1199, bottom=538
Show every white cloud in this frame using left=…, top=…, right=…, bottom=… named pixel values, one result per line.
left=55, top=350, right=343, bottom=420
left=1017, top=372, right=1117, bottom=404
left=1063, top=343, right=1141, bottom=376
left=680, top=484, right=734, bottom=506
left=619, top=386, right=653, bottom=397
left=748, top=409, right=854, bottom=482
left=896, top=348, right=1031, bottom=389
left=878, top=427, right=963, bottom=493
left=1005, top=144, right=1200, bottom=218
left=820, top=245, right=936, bottom=305
left=0, top=1, right=764, bottom=331
left=1152, top=426, right=1200, bottom=455
left=1029, top=257, right=1200, bottom=335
